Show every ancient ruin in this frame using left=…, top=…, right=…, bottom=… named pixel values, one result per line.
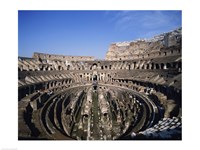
left=18, top=28, right=182, bottom=140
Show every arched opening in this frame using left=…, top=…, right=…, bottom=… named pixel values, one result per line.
left=161, top=63, right=164, bottom=69
left=93, top=74, right=97, bottom=81
left=109, top=65, right=112, bottom=69
left=91, top=63, right=97, bottom=70
left=134, top=62, right=137, bottom=69
left=166, top=63, right=171, bottom=69
left=146, top=64, right=149, bottom=69
left=51, top=82, right=54, bottom=87
left=174, top=80, right=177, bottom=83
left=155, top=64, right=159, bottom=69
left=83, top=114, right=88, bottom=118
left=151, top=63, right=154, bottom=70
left=58, top=66, right=62, bottom=70
left=103, top=113, right=108, bottom=117
left=128, top=64, right=131, bottom=70
left=101, top=66, right=104, bottom=70
left=173, top=62, right=177, bottom=68
left=67, top=65, right=70, bottom=70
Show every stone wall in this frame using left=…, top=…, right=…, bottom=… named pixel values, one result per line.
left=33, top=52, right=95, bottom=61
left=105, top=28, right=181, bottom=60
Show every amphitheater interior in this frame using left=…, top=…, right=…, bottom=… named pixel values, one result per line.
left=18, top=28, right=182, bottom=140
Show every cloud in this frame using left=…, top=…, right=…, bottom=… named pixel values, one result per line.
left=105, top=11, right=181, bottom=35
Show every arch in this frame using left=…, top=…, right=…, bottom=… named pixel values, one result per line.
left=103, top=113, right=108, bottom=117
left=155, top=64, right=159, bottom=69
left=151, top=63, right=154, bottom=70
left=146, top=64, right=149, bottom=69
left=93, top=74, right=97, bottom=81
left=172, top=62, right=177, bottom=68
left=51, top=82, right=54, bottom=87
left=92, top=63, right=97, bottom=70
left=58, top=66, right=62, bottom=70
left=61, top=80, right=64, bottom=85
left=166, top=63, right=171, bottom=69
left=109, top=65, right=112, bottom=69
left=134, top=62, right=137, bottom=69
left=161, top=63, right=164, bottom=69
left=67, top=65, right=70, bottom=70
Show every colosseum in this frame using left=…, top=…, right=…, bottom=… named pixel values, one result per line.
left=18, top=27, right=182, bottom=140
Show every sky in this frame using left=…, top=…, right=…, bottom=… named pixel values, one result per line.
left=18, top=10, right=181, bottom=59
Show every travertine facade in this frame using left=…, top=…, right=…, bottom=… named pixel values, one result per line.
left=18, top=28, right=182, bottom=140
left=106, top=28, right=181, bottom=60
left=33, top=52, right=95, bottom=61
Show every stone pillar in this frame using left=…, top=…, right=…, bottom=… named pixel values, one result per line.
left=164, top=64, right=167, bottom=70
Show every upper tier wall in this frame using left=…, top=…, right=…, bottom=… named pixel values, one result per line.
left=105, top=28, right=181, bottom=60
left=33, top=52, right=95, bottom=61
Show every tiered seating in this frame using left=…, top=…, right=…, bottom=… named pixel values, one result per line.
left=18, top=33, right=181, bottom=140
left=135, top=117, right=181, bottom=139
